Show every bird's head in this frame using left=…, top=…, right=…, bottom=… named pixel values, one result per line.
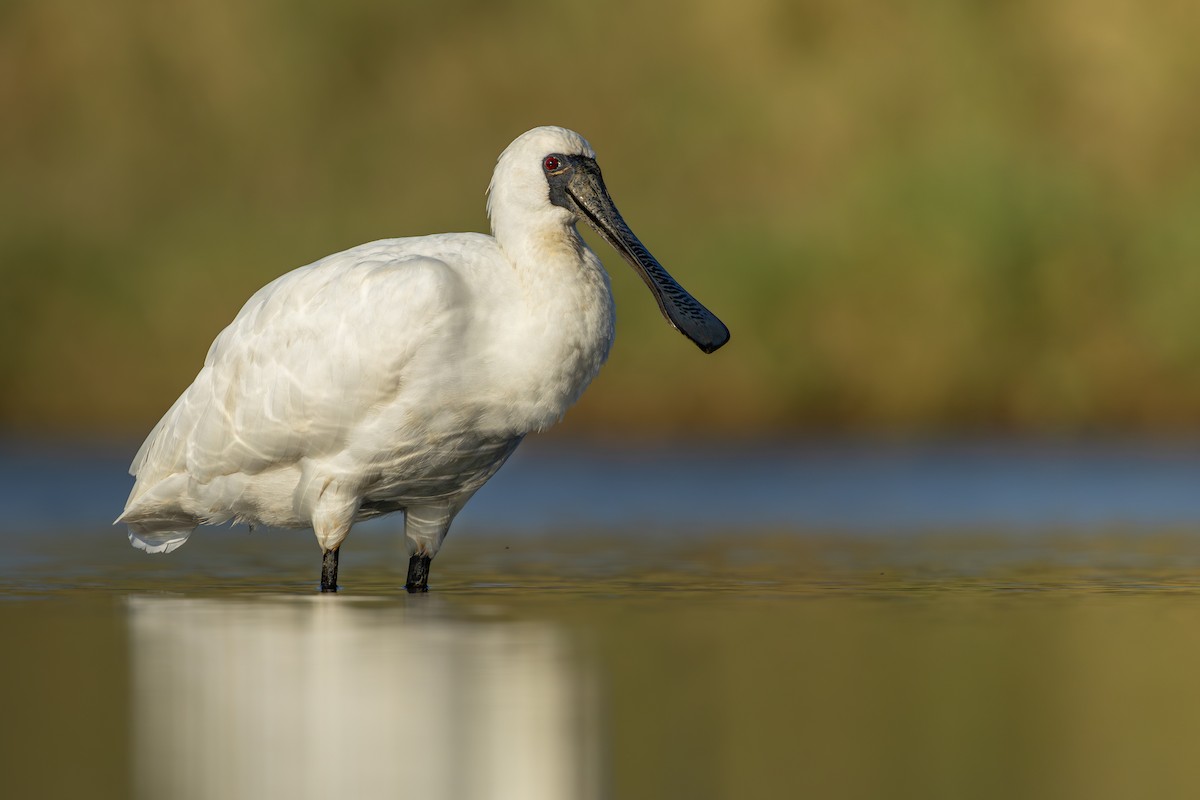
left=487, top=126, right=729, bottom=354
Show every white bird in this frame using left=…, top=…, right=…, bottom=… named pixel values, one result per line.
left=117, top=126, right=729, bottom=592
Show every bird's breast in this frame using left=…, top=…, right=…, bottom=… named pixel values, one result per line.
left=479, top=246, right=616, bottom=434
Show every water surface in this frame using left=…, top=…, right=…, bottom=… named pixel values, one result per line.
left=5, top=440, right=1200, bottom=799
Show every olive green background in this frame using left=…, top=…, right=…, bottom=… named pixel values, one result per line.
left=4, top=0, right=1198, bottom=437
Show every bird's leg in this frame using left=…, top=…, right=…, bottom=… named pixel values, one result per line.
left=320, top=547, right=340, bottom=593
left=405, top=555, right=431, bottom=593
left=404, top=503, right=451, bottom=593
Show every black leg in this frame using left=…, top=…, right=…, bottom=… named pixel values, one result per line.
left=320, top=547, right=339, bottom=593
left=405, top=554, right=431, bottom=593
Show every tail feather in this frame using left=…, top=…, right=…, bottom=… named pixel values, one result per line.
left=118, top=473, right=197, bottom=554
left=127, top=526, right=193, bottom=554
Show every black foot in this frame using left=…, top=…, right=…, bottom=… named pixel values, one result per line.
left=405, top=554, right=431, bottom=593
left=320, top=548, right=339, bottom=593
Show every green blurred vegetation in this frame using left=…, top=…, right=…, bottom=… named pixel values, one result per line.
left=3, top=0, right=1200, bottom=437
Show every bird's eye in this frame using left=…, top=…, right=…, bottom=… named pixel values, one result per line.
left=543, top=156, right=561, bottom=172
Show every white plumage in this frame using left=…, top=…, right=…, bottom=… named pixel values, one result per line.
left=118, top=126, right=727, bottom=591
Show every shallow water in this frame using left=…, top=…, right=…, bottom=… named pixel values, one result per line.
left=6, top=440, right=1200, bottom=799
left=8, top=531, right=1200, bottom=799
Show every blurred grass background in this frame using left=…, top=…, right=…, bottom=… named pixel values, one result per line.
left=3, top=0, right=1200, bottom=439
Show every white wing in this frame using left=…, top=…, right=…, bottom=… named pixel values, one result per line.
left=121, top=237, right=481, bottom=529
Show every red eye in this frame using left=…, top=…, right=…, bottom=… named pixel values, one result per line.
left=543, top=156, right=560, bottom=172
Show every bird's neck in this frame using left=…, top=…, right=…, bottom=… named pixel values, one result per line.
left=490, top=220, right=616, bottom=433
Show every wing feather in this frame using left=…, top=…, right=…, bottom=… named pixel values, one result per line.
left=124, top=240, right=473, bottom=513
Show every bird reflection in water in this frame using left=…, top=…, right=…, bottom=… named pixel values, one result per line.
left=126, top=597, right=599, bottom=800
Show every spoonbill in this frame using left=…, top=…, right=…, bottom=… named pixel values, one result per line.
left=118, top=126, right=729, bottom=593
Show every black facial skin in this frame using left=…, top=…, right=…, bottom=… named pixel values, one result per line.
left=543, top=153, right=730, bottom=354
